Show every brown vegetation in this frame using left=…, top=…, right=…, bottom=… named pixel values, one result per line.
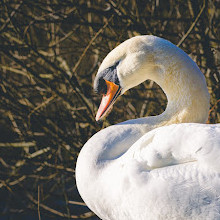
left=0, top=0, right=219, bottom=219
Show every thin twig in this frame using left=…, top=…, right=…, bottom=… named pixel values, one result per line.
left=26, top=147, right=50, bottom=159
left=28, top=95, right=56, bottom=122
left=72, top=15, right=114, bottom=73
left=0, top=142, right=36, bottom=148
left=38, top=185, right=41, bottom=220
left=26, top=192, right=94, bottom=219
left=177, top=0, right=205, bottom=47
left=68, top=201, right=87, bottom=206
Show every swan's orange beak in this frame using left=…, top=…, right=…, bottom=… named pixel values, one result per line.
left=96, top=80, right=121, bottom=121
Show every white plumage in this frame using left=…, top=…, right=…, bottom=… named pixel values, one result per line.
left=76, top=35, right=220, bottom=220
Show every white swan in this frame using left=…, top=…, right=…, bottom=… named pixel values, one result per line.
left=76, top=35, right=220, bottom=220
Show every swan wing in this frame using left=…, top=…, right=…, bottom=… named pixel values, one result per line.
left=126, top=123, right=220, bottom=172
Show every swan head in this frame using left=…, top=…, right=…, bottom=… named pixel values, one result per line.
left=94, top=35, right=210, bottom=123
left=94, top=35, right=161, bottom=121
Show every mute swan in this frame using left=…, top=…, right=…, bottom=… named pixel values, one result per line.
left=76, top=35, right=220, bottom=220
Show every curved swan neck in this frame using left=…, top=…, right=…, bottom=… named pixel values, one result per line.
left=144, top=43, right=210, bottom=125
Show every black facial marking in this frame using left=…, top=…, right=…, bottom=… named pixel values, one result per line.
left=94, top=61, right=120, bottom=94
left=94, top=77, right=107, bottom=94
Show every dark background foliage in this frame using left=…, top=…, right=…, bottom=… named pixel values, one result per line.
left=0, top=0, right=219, bottom=219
